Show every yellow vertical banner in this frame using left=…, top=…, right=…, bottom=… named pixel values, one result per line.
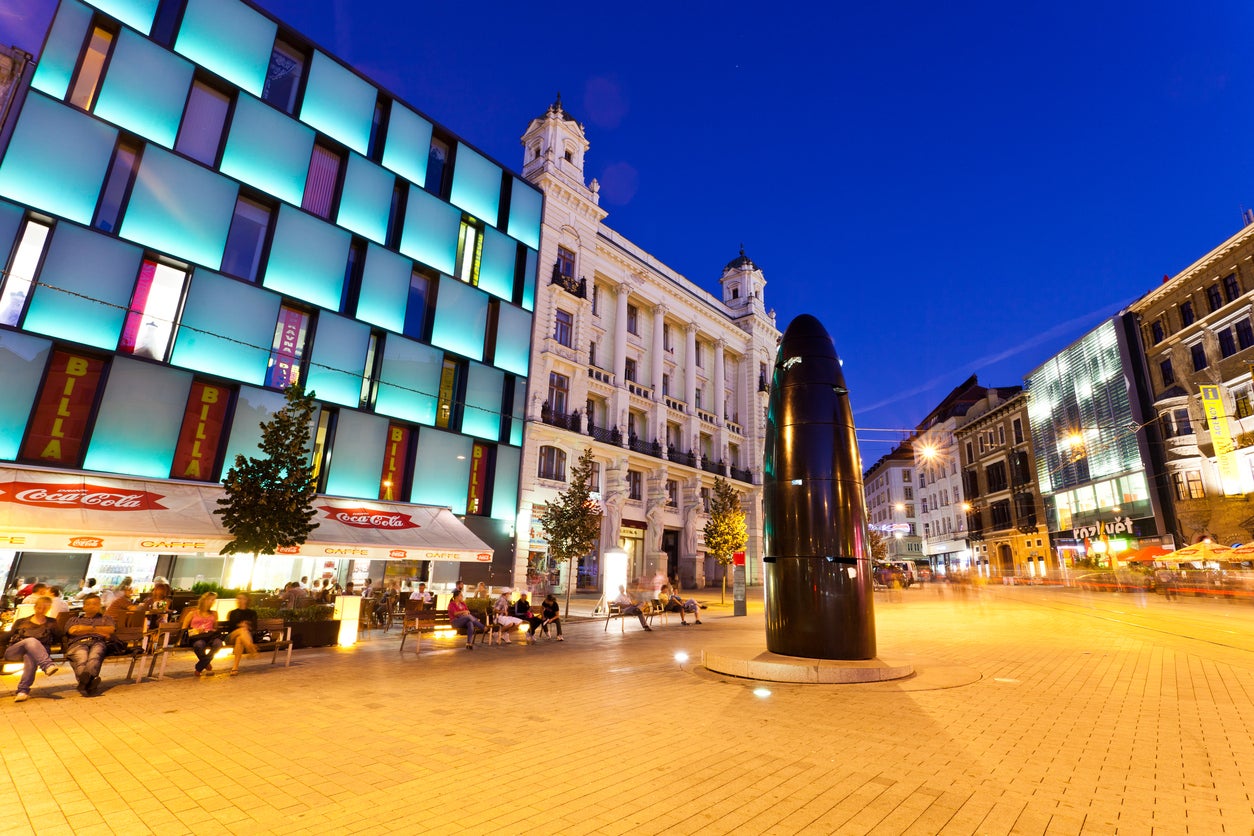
left=1199, top=385, right=1242, bottom=495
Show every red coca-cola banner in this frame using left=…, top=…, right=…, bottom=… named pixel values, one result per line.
left=379, top=423, right=410, bottom=501
left=171, top=381, right=230, bottom=481
left=318, top=505, right=419, bottom=530
left=0, top=482, right=167, bottom=511
left=20, top=351, right=106, bottom=465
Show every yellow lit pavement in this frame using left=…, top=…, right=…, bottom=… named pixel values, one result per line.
left=3, top=586, right=1254, bottom=835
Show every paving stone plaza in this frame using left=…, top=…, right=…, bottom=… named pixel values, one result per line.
left=3, top=586, right=1252, bottom=835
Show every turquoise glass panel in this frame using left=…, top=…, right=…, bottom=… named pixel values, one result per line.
left=305, top=312, right=370, bottom=408
left=170, top=270, right=281, bottom=385
left=323, top=410, right=388, bottom=499
left=222, top=385, right=286, bottom=467
left=462, top=362, right=503, bottom=441
left=410, top=428, right=471, bottom=509
left=521, top=248, right=537, bottom=311
left=31, top=0, right=92, bottom=99
left=477, top=226, right=515, bottom=302
left=337, top=153, right=392, bottom=244
left=399, top=184, right=459, bottom=274
left=219, top=94, right=313, bottom=206
left=375, top=335, right=441, bottom=425
left=493, top=303, right=531, bottom=377
left=84, top=359, right=190, bottom=477
left=0, top=332, right=52, bottom=460
left=509, top=383, right=525, bottom=447
left=430, top=278, right=487, bottom=361
left=173, top=0, right=276, bottom=97
left=0, top=201, right=23, bottom=258
left=0, top=93, right=117, bottom=225
left=119, top=146, right=237, bottom=268
left=93, top=29, right=193, bottom=148
left=262, top=205, right=350, bottom=311
left=491, top=445, right=521, bottom=521
left=449, top=144, right=501, bottom=224
left=83, top=0, right=159, bottom=34
left=24, top=224, right=142, bottom=350
left=381, top=103, right=432, bottom=187
left=507, top=178, right=542, bottom=250
left=356, top=244, right=410, bottom=333
left=299, top=51, right=375, bottom=156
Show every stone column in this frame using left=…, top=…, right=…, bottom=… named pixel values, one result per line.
left=614, top=281, right=629, bottom=384
left=713, top=338, right=726, bottom=424
left=685, top=322, right=698, bottom=413
left=651, top=304, right=666, bottom=441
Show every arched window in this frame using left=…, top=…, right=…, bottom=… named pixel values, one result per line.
left=538, top=446, right=567, bottom=481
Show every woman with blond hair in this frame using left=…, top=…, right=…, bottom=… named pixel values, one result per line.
left=180, top=592, right=222, bottom=676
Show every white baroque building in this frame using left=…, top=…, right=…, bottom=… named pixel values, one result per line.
left=515, top=97, right=779, bottom=592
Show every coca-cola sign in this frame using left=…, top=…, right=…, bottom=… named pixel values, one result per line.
left=69, top=536, right=103, bottom=549
left=0, top=482, right=166, bottom=511
left=318, top=505, right=419, bottom=530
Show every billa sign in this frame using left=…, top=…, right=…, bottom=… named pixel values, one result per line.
left=21, top=351, right=105, bottom=465
left=171, top=381, right=230, bottom=481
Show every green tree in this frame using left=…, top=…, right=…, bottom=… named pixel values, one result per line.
left=216, top=384, right=319, bottom=589
left=867, top=527, right=889, bottom=563
left=537, top=448, right=603, bottom=617
left=704, top=476, right=748, bottom=603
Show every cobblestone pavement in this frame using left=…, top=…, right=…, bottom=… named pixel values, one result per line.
left=3, top=585, right=1254, bottom=835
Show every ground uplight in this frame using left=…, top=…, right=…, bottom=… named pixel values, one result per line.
left=753, top=687, right=772, bottom=698
left=674, top=652, right=689, bottom=664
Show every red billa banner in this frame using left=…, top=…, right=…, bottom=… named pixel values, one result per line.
left=318, top=505, right=420, bottom=530
left=171, top=381, right=230, bottom=481
left=379, top=423, right=410, bottom=500
left=466, top=442, right=491, bottom=515
left=20, top=351, right=106, bottom=465
left=0, top=481, right=167, bottom=510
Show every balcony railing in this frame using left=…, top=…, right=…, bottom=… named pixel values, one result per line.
left=588, top=367, right=613, bottom=385
left=697, top=409, right=717, bottom=425
left=730, top=465, right=753, bottom=483
left=669, top=447, right=697, bottom=468
left=701, top=457, right=725, bottom=475
left=550, top=264, right=587, bottom=298
left=664, top=396, right=686, bottom=412
left=726, top=420, right=743, bottom=436
left=626, top=381, right=652, bottom=399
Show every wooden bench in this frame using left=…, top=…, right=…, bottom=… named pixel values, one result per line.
left=148, top=619, right=293, bottom=680
left=2, top=624, right=149, bottom=686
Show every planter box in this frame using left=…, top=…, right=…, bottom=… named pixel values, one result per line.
left=289, top=620, right=340, bottom=649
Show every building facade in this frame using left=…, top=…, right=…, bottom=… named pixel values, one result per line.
left=863, top=442, right=923, bottom=561
left=954, top=392, right=1051, bottom=577
left=0, top=0, right=540, bottom=592
left=516, top=99, right=778, bottom=592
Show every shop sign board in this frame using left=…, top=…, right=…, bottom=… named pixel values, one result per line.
left=171, top=381, right=230, bottom=481
left=379, top=424, right=410, bottom=500
left=21, top=350, right=105, bottom=465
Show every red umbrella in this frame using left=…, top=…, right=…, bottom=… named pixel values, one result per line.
left=1124, top=545, right=1171, bottom=564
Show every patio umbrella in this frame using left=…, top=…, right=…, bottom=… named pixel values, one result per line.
left=1124, top=545, right=1172, bottom=564
left=1160, top=542, right=1235, bottom=564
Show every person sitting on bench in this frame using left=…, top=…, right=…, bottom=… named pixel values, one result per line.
left=226, top=593, right=259, bottom=676
left=63, top=594, right=115, bottom=696
left=448, top=589, right=484, bottom=650
left=3, top=594, right=60, bottom=702
left=614, top=586, right=652, bottom=631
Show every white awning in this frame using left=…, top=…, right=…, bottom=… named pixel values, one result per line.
left=0, top=465, right=494, bottom=562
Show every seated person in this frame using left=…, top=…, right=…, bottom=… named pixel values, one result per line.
left=447, top=589, right=484, bottom=650
left=47, top=586, right=70, bottom=617
left=63, top=594, right=116, bottom=696
left=3, top=594, right=61, bottom=702
left=613, top=586, right=652, bottom=631
left=540, top=593, right=563, bottom=640
left=660, top=584, right=702, bottom=625
left=72, top=578, right=99, bottom=601
left=137, top=583, right=173, bottom=626
left=493, top=590, right=524, bottom=644
left=104, top=582, right=136, bottom=623
left=514, top=592, right=542, bottom=644
left=226, top=593, right=259, bottom=676
left=180, top=592, right=223, bottom=676
left=409, top=582, right=434, bottom=606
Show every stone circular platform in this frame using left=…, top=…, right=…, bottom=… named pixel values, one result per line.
left=702, top=647, right=915, bottom=684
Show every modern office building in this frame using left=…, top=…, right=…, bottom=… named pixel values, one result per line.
left=0, top=0, right=540, bottom=592
left=515, top=98, right=779, bottom=592
left=1025, top=318, right=1174, bottom=567
left=863, top=442, right=923, bottom=562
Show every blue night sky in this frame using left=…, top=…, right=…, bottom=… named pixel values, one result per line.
left=6, top=0, right=1254, bottom=461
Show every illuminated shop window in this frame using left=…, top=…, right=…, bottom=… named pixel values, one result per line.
left=20, top=349, right=106, bottom=466
left=262, top=40, right=305, bottom=115
left=0, top=219, right=52, bottom=326
left=220, top=197, right=271, bottom=282
left=379, top=422, right=413, bottom=501
left=94, top=139, right=140, bottom=233
left=68, top=26, right=115, bottom=111
left=303, top=144, right=342, bottom=220
left=175, top=80, right=231, bottom=166
left=119, top=260, right=188, bottom=361
left=265, top=305, right=311, bottom=389
left=170, top=380, right=232, bottom=481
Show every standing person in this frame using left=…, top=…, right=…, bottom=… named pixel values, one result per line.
left=447, top=588, right=483, bottom=650
left=614, top=585, right=652, bottom=631
left=3, top=595, right=61, bottom=702
left=226, top=593, right=259, bottom=676
left=63, top=594, right=115, bottom=696
left=540, top=593, right=563, bottom=640
left=181, top=592, right=223, bottom=676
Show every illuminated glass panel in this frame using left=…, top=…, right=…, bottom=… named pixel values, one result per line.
left=0, top=93, right=117, bottom=225
left=448, top=144, right=501, bottom=223
left=410, top=428, right=471, bottom=509
left=323, top=410, right=388, bottom=499
left=477, top=226, right=515, bottom=302
left=507, top=177, right=542, bottom=250
left=119, top=146, right=237, bottom=268
left=338, top=153, right=393, bottom=244
left=509, top=382, right=525, bottom=447
left=399, top=184, right=459, bottom=274
left=83, top=358, right=190, bottom=478
left=375, top=335, right=441, bottom=425
left=93, top=29, right=193, bottom=148
left=0, top=202, right=20, bottom=264
left=30, top=0, right=92, bottom=99
left=430, top=278, right=488, bottom=361
left=23, top=223, right=142, bottom=350
left=521, top=248, right=537, bottom=311
left=219, top=94, right=313, bottom=206
left=493, top=303, right=531, bottom=377
left=221, top=385, right=286, bottom=468
left=305, top=312, right=370, bottom=408
left=119, top=261, right=188, bottom=361
left=462, top=362, right=503, bottom=441
left=173, top=0, right=276, bottom=97
left=82, top=0, right=159, bottom=34
left=491, top=445, right=521, bottom=521
left=355, top=244, right=410, bottom=333
left=299, top=51, right=375, bottom=156
left=262, top=205, right=350, bottom=311
left=170, top=270, right=281, bottom=385
left=381, top=103, right=432, bottom=187
left=0, top=331, right=52, bottom=460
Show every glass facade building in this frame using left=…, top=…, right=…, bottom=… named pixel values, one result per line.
left=0, top=0, right=539, bottom=591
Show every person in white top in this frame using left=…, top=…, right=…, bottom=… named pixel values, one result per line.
left=408, top=582, right=433, bottom=604
left=46, top=587, right=70, bottom=616
left=614, top=586, right=652, bottom=631
left=73, top=579, right=99, bottom=601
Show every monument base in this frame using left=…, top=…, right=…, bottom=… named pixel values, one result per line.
left=702, top=648, right=914, bottom=684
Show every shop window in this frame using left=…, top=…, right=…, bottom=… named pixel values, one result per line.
left=537, top=445, right=566, bottom=481
left=262, top=39, right=304, bottom=114
left=1206, top=284, right=1223, bottom=313
left=302, top=144, right=342, bottom=220
left=68, top=25, right=115, bottom=110
left=425, top=136, right=450, bottom=196
left=1190, top=343, right=1208, bottom=372
left=626, top=303, right=639, bottom=335
left=436, top=356, right=462, bottom=429
left=1180, top=301, right=1195, bottom=326
left=666, top=479, right=678, bottom=506
left=455, top=219, right=482, bottom=285
left=403, top=270, right=431, bottom=340
left=1, top=218, right=52, bottom=326
left=1224, top=273, right=1241, bottom=303
left=1238, top=319, right=1254, bottom=350
left=627, top=469, right=642, bottom=500
left=1159, top=358, right=1174, bottom=387
left=94, top=139, right=140, bottom=234
left=176, top=80, right=231, bottom=165
left=1150, top=319, right=1164, bottom=344
left=220, top=196, right=272, bottom=282
left=554, top=308, right=573, bottom=347
left=265, top=305, right=311, bottom=389
left=548, top=371, right=569, bottom=415
left=119, top=259, right=187, bottom=361
left=1219, top=327, right=1237, bottom=358
left=556, top=245, right=575, bottom=278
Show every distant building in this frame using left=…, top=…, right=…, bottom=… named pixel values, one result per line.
left=516, top=97, right=779, bottom=592
left=863, top=442, right=922, bottom=562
